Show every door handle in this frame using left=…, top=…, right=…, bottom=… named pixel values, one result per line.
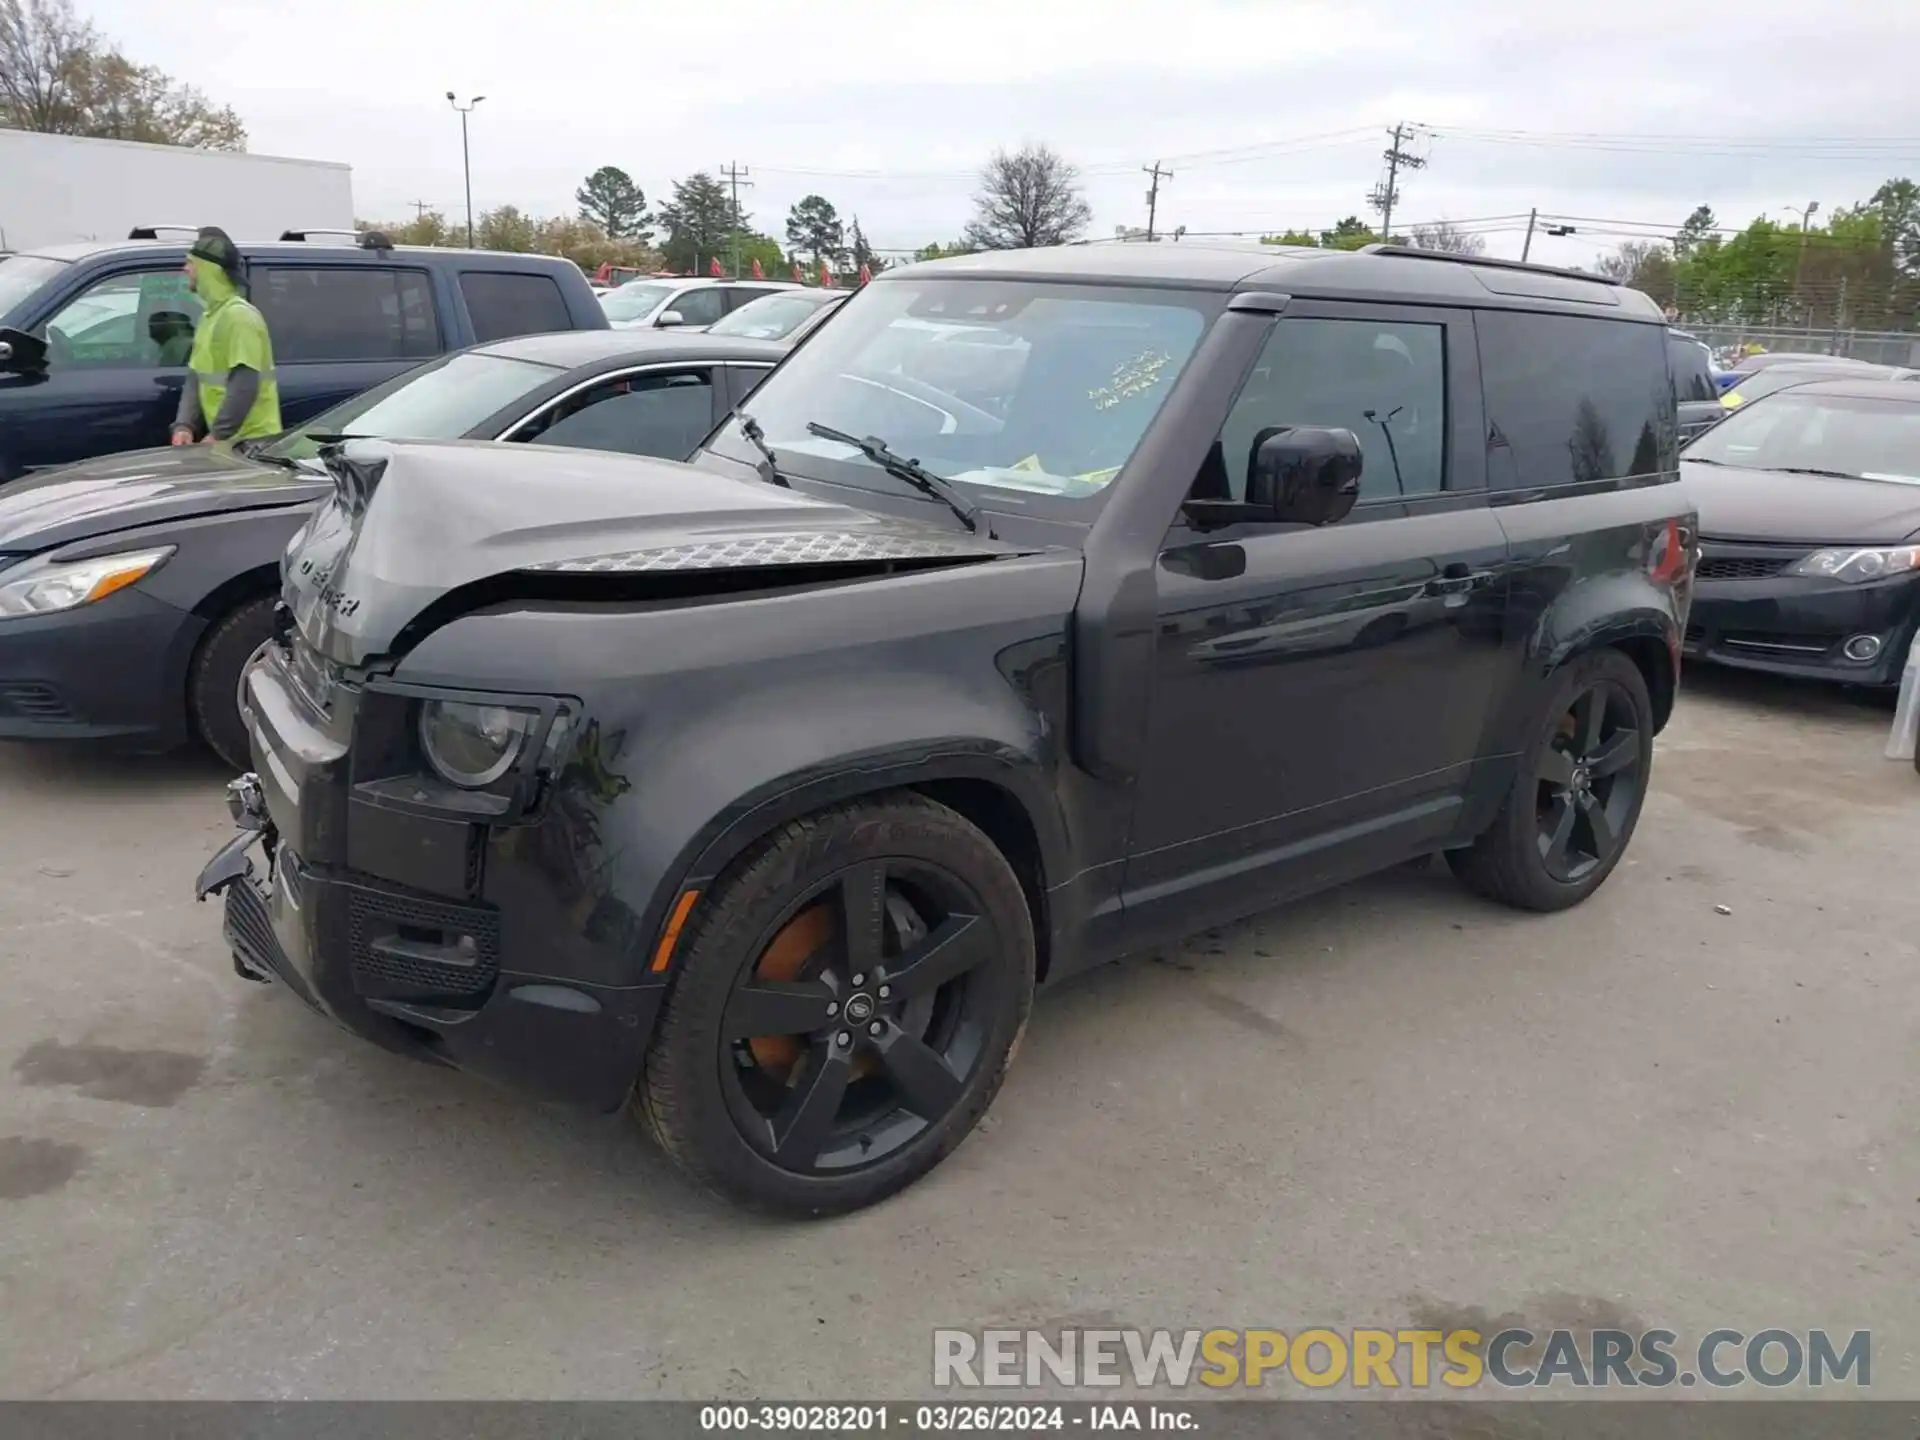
left=1423, top=569, right=1494, bottom=597
left=152, top=375, right=184, bottom=391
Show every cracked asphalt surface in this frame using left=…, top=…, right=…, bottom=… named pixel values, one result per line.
left=1, top=667, right=1914, bottom=1400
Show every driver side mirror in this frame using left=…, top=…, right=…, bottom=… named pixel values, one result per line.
left=1181, top=425, right=1362, bottom=530
left=656, top=310, right=686, bottom=328
left=1247, top=425, right=1362, bottom=525
left=0, top=326, right=48, bottom=375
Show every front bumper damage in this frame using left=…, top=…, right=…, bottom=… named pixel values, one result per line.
left=195, top=770, right=666, bottom=1112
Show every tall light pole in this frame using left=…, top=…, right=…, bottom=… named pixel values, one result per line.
left=446, top=92, right=485, bottom=246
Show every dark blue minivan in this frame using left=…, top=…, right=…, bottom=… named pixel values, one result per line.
left=0, top=227, right=609, bottom=482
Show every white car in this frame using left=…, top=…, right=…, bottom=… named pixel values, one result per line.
left=598, top=277, right=802, bottom=332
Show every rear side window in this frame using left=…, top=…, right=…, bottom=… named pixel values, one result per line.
left=460, top=271, right=572, bottom=343
left=1668, top=335, right=1716, bottom=403
left=1478, top=312, right=1674, bottom=489
left=254, top=267, right=440, bottom=362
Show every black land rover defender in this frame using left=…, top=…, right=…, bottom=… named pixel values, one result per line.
left=197, top=242, right=1698, bottom=1216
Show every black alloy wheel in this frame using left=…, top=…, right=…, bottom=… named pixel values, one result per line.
left=638, top=795, right=1033, bottom=1216
left=1534, top=680, right=1643, bottom=883
left=1447, top=648, right=1655, bottom=912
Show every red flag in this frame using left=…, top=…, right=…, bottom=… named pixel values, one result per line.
left=792, top=262, right=806, bottom=284
left=857, top=262, right=872, bottom=285
left=751, top=257, right=764, bottom=279
left=819, top=259, right=833, bottom=288
left=709, top=256, right=724, bottom=277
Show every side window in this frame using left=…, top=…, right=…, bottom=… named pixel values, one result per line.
left=1479, top=312, right=1674, bottom=489
left=460, top=272, right=572, bottom=344
left=666, top=287, right=727, bottom=326
left=1204, top=317, right=1447, bottom=503
left=722, top=285, right=780, bottom=313
left=254, top=268, right=440, bottom=362
left=519, top=369, right=716, bottom=460
left=35, top=270, right=202, bottom=369
left=731, top=364, right=773, bottom=403
left=1667, top=336, right=1716, bottom=403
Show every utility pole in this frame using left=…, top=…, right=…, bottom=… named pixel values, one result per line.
left=719, top=161, right=753, bottom=278
left=1143, top=161, right=1173, bottom=242
left=1521, top=208, right=1537, bottom=262
left=1370, top=123, right=1426, bottom=242
left=408, top=199, right=433, bottom=221
left=1786, top=201, right=1819, bottom=319
left=446, top=93, right=485, bottom=247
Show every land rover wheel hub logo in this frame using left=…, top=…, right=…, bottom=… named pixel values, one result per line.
left=845, top=994, right=875, bottom=1023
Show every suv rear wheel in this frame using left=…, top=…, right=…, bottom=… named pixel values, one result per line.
left=1447, top=648, right=1654, bottom=912
left=637, top=794, right=1034, bottom=1216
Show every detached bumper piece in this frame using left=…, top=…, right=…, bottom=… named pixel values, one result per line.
left=194, top=775, right=666, bottom=1113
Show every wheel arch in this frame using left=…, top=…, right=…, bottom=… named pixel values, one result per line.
left=660, top=748, right=1066, bottom=986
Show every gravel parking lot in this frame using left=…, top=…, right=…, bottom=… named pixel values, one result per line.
left=1, top=667, right=1915, bottom=1400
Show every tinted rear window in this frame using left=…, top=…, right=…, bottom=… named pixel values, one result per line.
left=1667, top=335, right=1716, bottom=403
left=254, top=267, right=440, bottom=362
left=1478, top=312, right=1674, bottom=489
left=460, top=272, right=572, bottom=343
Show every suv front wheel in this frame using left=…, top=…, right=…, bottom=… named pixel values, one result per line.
left=637, top=794, right=1034, bottom=1216
left=1447, top=648, right=1654, bottom=912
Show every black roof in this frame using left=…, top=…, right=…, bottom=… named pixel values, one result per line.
left=21, top=236, right=586, bottom=268
left=888, top=240, right=1669, bottom=321
left=470, top=329, right=788, bottom=369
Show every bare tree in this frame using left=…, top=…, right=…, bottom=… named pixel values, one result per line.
left=1, top=0, right=246, bottom=148
left=1410, top=221, right=1486, bottom=256
left=963, top=144, right=1092, bottom=250
left=0, top=0, right=92, bottom=131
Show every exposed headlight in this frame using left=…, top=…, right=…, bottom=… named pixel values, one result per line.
left=418, top=700, right=537, bottom=788
left=1787, top=546, right=1920, bottom=585
left=0, top=546, right=174, bottom=618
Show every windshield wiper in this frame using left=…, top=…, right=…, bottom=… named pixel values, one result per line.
left=1682, top=455, right=1728, bottom=466
left=736, top=412, right=789, bottom=488
left=804, top=422, right=984, bottom=535
left=1756, top=465, right=1860, bottom=480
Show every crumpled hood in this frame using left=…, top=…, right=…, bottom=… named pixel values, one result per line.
left=285, top=438, right=1018, bottom=666
left=0, top=444, right=322, bottom=552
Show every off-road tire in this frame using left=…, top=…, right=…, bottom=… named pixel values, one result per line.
left=189, top=596, right=275, bottom=771
left=636, top=793, right=1034, bottom=1217
left=1447, top=647, right=1654, bottom=912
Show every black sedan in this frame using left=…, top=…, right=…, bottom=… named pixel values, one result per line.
left=1682, top=378, right=1920, bottom=687
left=0, top=330, right=786, bottom=767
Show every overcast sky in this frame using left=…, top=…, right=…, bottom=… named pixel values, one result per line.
left=88, top=0, right=1920, bottom=265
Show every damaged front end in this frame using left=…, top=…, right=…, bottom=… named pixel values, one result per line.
left=194, top=437, right=1022, bottom=1108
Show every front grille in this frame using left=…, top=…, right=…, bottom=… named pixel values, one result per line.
left=224, top=874, right=281, bottom=980
left=0, top=682, right=72, bottom=722
left=1696, top=555, right=1796, bottom=581
left=349, top=888, right=500, bottom=1002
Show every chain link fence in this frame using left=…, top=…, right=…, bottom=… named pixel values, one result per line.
left=1675, top=321, right=1920, bottom=368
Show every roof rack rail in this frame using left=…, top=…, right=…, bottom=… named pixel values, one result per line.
left=278, top=227, right=380, bottom=245
left=1359, top=242, right=1622, bottom=287
left=127, top=224, right=201, bottom=240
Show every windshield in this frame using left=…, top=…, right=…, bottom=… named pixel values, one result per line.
left=708, top=291, right=836, bottom=340
left=0, top=254, right=70, bottom=320
left=705, top=278, right=1215, bottom=510
left=262, top=351, right=559, bottom=460
left=1684, top=391, right=1920, bottom=482
left=598, top=282, right=675, bottom=322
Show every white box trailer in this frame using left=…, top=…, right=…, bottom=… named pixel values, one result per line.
left=0, top=131, right=353, bottom=253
